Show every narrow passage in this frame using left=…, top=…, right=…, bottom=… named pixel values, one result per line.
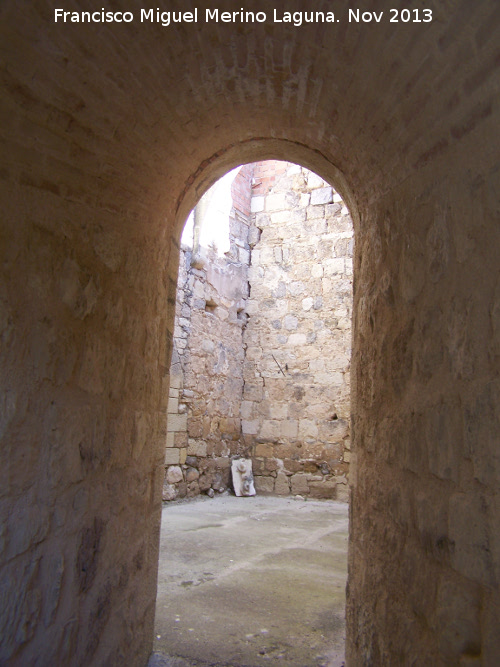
left=150, top=496, right=348, bottom=667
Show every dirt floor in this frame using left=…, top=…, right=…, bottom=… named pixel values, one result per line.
left=148, top=495, right=348, bottom=667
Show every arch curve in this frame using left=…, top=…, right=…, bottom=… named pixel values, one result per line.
left=174, top=137, right=360, bottom=235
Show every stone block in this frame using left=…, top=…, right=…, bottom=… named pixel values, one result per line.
left=284, top=314, right=298, bottom=330
left=307, top=171, right=325, bottom=188
left=323, top=258, right=345, bottom=276
left=269, top=404, right=287, bottom=419
left=215, top=457, right=231, bottom=469
left=166, top=465, right=183, bottom=484
left=291, top=474, right=309, bottom=495
left=174, top=431, right=188, bottom=447
left=188, top=417, right=203, bottom=438
left=265, top=193, right=286, bottom=211
left=187, top=440, right=208, bottom=457
left=166, top=432, right=175, bottom=448
left=288, top=281, right=305, bottom=296
left=187, top=481, right=200, bottom=498
left=311, top=264, right=324, bottom=278
left=240, top=400, right=254, bottom=420
left=242, top=420, right=259, bottom=435
left=165, top=449, right=180, bottom=465
left=280, top=420, right=298, bottom=439
left=310, top=187, right=333, bottom=205
left=167, top=397, right=178, bottom=413
left=260, top=420, right=280, bottom=439
left=306, top=204, right=324, bottom=219
left=275, top=472, right=290, bottom=495
left=270, top=210, right=289, bottom=225
left=251, top=196, right=264, bottom=212
left=255, top=443, right=274, bottom=458
left=245, top=346, right=262, bottom=361
left=198, top=473, right=213, bottom=491
left=166, top=413, right=187, bottom=432
left=299, top=419, right=319, bottom=438
left=308, top=481, right=337, bottom=499
left=265, top=458, right=279, bottom=472
left=283, top=459, right=303, bottom=474
left=255, top=476, right=275, bottom=494
left=243, top=383, right=263, bottom=401
left=319, top=418, right=349, bottom=441
left=287, top=333, right=307, bottom=346
left=162, top=482, right=177, bottom=502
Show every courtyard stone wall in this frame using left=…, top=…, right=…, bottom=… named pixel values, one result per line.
left=164, top=162, right=353, bottom=501
left=163, top=166, right=253, bottom=500
left=244, top=162, right=353, bottom=500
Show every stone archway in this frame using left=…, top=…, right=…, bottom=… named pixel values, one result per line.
left=1, top=1, right=499, bottom=664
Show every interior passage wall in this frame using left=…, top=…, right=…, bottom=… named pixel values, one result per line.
left=2, top=2, right=498, bottom=661
left=244, top=163, right=353, bottom=499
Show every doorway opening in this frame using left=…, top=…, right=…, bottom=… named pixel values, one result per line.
left=164, top=161, right=353, bottom=501
left=155, top=161, right=353, bottom=665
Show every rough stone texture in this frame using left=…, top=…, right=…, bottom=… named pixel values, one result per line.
left=244, top=162, right=352, bottom=498
left=163, top=166, right=253, bottom=499
left=166, top=161, right=351, bottom=501
left=0, top=1, right=499, bottom=664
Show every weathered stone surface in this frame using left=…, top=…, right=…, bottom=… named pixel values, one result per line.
left=275, top=472, right=290, bottom=496
left=254, top=476, right=275, bottom=494
left=187, top=440, right=207, bottom=457
left=308, top=481, right=337, bottom=500
left=164, top=449, right=180, bottom=466
left=166, top=414, right=187, bottom=432
left=310, top=187, right=333, bottom=206
left=290, top=474, right=310, bottom=495
left=166, top=466, right=183, bottom=484
left=185, top=467, right=199, bottom=483
left=162, top=483, right=177, bottom=502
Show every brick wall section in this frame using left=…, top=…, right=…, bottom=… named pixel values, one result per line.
left=231, top=163, right=254, bottom=218
left=252, top=161, right=288, bottom=195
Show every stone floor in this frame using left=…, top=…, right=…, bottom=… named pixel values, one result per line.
left=149, top=495, right=348, bottom=667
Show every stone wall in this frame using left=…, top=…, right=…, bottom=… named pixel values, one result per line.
left=164, top=162, right=352, bottom=501
left=163, top=166, right=253, bottom=500
left=244, top=162, right=353, bottom=500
